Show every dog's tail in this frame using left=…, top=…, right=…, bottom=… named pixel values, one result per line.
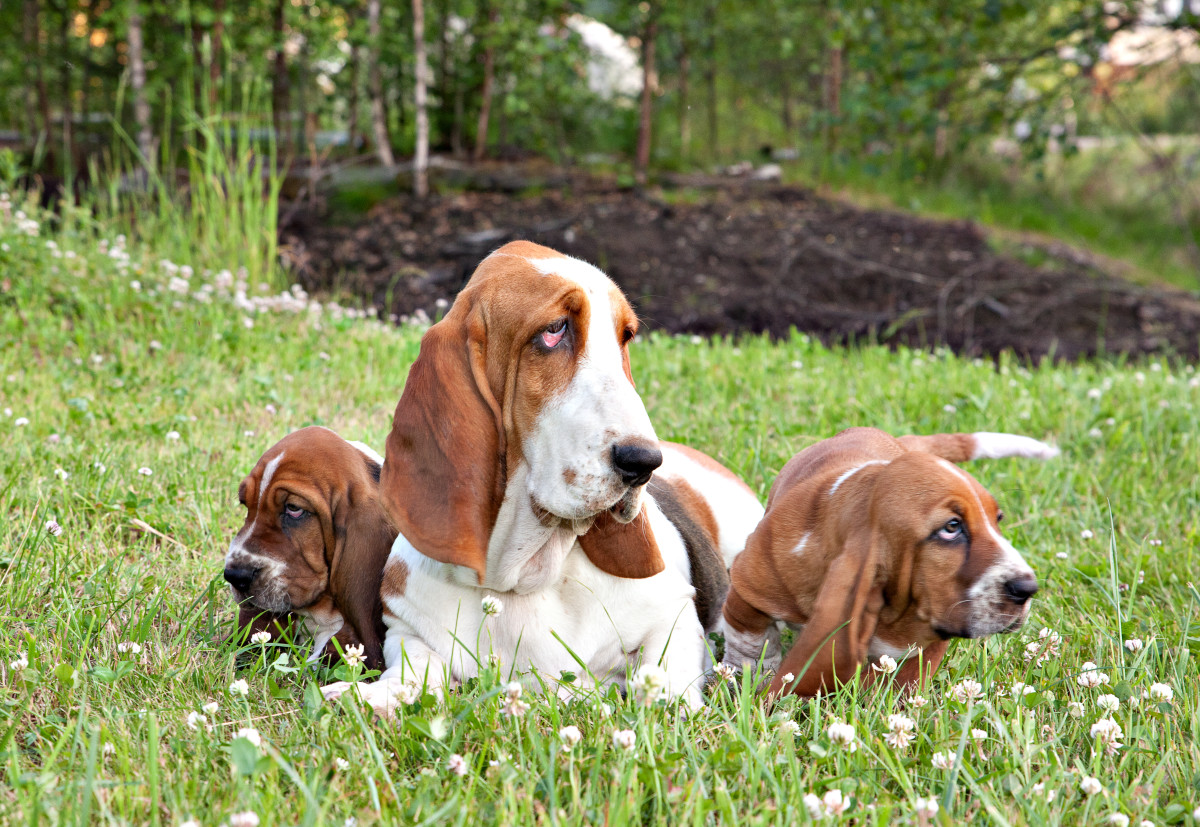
left=898, top=432, right=1060, bottom=463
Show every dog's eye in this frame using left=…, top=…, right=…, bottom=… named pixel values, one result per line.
left=283, top=504, right=309, bottom=522
left=539, top=318, right=568, bottom=349
left=937, top=518, right=964, bottom=541
left=996, top=510, right=1005, bottom=523
left=622, top=327, right=635, bottom=344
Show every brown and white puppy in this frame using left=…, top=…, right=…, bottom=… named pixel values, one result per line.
left=720, top=427, right=1057, bottom=697
left=226, top=426, right=396, bottom=670
left=322, top=241, right=765, bottom=713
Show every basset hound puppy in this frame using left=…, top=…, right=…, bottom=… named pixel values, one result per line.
left=322, top=241, right=764, bottom=713
left=719, top=427, right=1057, bottom=697
left=225, top=426, right=396, bottom=671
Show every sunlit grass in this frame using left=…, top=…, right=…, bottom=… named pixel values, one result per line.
left=2, top=188, right=1199, bottom=825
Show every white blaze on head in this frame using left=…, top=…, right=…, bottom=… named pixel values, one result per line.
left=520, top=255, right=658, bottom=521
left=937, top=459, right=1036, bottom=635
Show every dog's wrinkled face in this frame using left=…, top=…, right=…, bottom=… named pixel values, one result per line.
left=225, top=428, right=376, bottom=613
left=504, top=254, right=660, bottom=525
left=875, top=453, right=1038, bottom=641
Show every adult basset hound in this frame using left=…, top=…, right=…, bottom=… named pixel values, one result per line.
left=225, top=426, right=396, bottom=670
left=719, top=427, right=1057, bottom=697
left=322, top=241, right=764, bottom=713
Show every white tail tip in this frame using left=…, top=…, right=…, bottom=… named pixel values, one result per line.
left=971, top=432, right=1060, bottom=461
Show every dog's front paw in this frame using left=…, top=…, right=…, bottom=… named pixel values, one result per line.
left=321, top=680, right=354, bottom=702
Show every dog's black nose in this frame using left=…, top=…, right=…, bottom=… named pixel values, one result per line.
left=611, top=441, right=663, bottom=488
left=224, top=566, right=259, bottom=593
left=1004, top=575, right=1039, bottom=605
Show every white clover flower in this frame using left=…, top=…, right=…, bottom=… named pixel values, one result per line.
left=826, top=721, right=858, bottom=752
left=500, top=681, right=529, bottom=718
left=822, top=789, right=848, bottom=817
left=803, top=793, right=823, bottom=819
left=1194, top=807, right=1200, bottom=822
left=343, top=644, right=366, bottom=668
left=335, top=756, right=351, bottom=771
left=1124, top=638, right=1144, bottom=653
left=631, top=664, right=669, bottom=706
left=931, top=751, right=955, bottom=770
left=102, top=742, right=115, bottom=758
left=558, top=725, right=582, bottom=750
left=1056, top=551, right=1069, bottom=559
left=10, top=653, right=29, bottom=672
left=1090, top=718, right=1124, bottom=755
left=53, top=468, right=69, bottom=481
left=1088, top=427, right=1104, bottom=439
left=165, top=430, right=181, bottom=441
left=229, top=678, right=250, bottom=696
left=611, top=729, right=636, bottom=751
left=1081, top=529, right=1094, bottom=540
left=1077, top=662, right=1110, bottom=688
left=250, top=631, right=272, bottom=645
left=713, top=662, right=737, bottom=684
left=872, top=654, right=898, bottom=674
left=481, top=595, right=504, bottom=616
left=202, top=701, right=219, bottom=716
left=93, top=461, right=106, bottom=473
left=185, top=711, right=207, bottom=731
left=14, top=416, right=29, bottom=427
left=914, top=797, right=940, bottom=819
left=1088, top=388, right=1102, bottom=399
left=1080, top=776, right=1104, bottom=796
left=1068, top=701, right=1085, bottom=718
left=1097, top=694, right=1120, bottom=713
left=45, top=519, right=63, bottom=537
left=236, top=727, right=262, bottom=748
left=1107, top=814, right=1130, bottom=827
left=908, top=694, right=929, bottom=710
left=1148, top=682, right=1174, bottom=703
left=180, top=819, right=201, bottom=827
left=970, top=728, right=988, bottom=742
left=884, top=714, right=916, bottom=749
left=138, top=467, right=153, bottom=476
left=948, top=678, right=983, bottom=704
left=1043, top=690, right=1056, bottom=703
left=446, top=753, right=468, bottom=776
left=229, top=812, right=260, bottom=827
left=779, top=720, right=801, bottom=737
left=390, top=682, right=421, bottom=705
left=1139, top=820, right=1154, bottom=827
left=1010, top=681, right=1037, bottom=698
left=149, top=340, right=163, bottom=351
left=780, top=672, right=795, bottom=686
left=117, top=641, right=142, bottom=656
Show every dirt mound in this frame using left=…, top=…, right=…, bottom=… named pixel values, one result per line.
left=281, top=179, right=1200, bottom=361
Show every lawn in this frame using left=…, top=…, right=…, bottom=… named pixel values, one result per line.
left=2, top=187, right=1199, bottom=826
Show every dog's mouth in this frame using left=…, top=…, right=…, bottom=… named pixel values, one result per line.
left=607, top=486, right=642, bottom=523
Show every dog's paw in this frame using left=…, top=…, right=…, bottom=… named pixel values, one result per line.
left=323, top=678, right=423, bottom=717
left=321, top=680, right=354, bottom=702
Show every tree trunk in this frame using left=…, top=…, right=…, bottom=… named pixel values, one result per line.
left=704, top=0, right=718, bottom=160
left=272, top=0, right=291, bottom=155
left=473, top=3, right=497, bottom=162
left=24, top=0, right=50, bottom=145
left=128, top=1, right=154, bottom=168
left=60, top=0, right=74, bottom=175
left=367, top=0, right=395, bottom=166
left=413, top=0, right=429, bottom=197
left=635, top=7, right=658, bottom=187
left=348, top=45, right=362, bottom=150
left=824, top=45, right=842, bottom=153
left=211, top=0, right=225, bottom=108
left=678, top=39, right=690, bottom=157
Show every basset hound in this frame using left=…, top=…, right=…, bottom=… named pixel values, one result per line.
left=719, top=427, right=1057, bottom=697
left=322, top=241, right=764, bottom=713
left=225, top=426, right=396, bottom=671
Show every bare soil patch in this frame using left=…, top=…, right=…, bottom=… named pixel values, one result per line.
left=281, top=175, right=1200, bottom=361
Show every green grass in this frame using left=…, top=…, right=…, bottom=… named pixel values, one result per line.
left=3, top=187, right=1200, bottom=826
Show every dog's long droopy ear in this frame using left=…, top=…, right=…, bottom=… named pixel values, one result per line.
left=578, top=507, right=666, bottom=579
left=770, top=524, right=885, bottom=697
left=381, top=300, right=504, bottom=583
left=328, top=475, right=395, bottom=671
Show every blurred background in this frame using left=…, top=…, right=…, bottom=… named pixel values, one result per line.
left=1, top=0, right=1198, bottom=359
